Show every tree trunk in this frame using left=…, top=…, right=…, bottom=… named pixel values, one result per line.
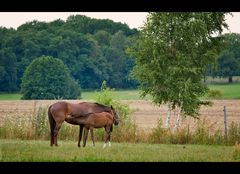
left=173, top=108, right=181, bottom=132
left=165, top=104, right=171, bottom=128
left=228, top=76, right=233, bottom=83
left=203, top=75, right=206, bottom=83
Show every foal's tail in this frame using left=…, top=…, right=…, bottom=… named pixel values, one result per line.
left=48, top=105, right=56, bottom=145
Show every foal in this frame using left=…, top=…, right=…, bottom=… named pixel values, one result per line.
left=65, top=110, right=119, bottom=148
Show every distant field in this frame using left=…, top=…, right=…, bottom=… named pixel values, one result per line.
left=0, top=83, right=239, bottom=100
left=208, top=83, right=240, bottom=99
left=0, top=139, right=237, bottom=162
left=81, top=89, right=148, bottom=100
left=0, top=90, right=147, bottom=101
left=0, top=93, right=22, bottom=100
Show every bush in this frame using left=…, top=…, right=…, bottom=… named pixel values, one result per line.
left=207, top=89, right=223, bottom=99
left=95, top=81, right=131, bottom=120
left=20, top=56, right=81, bottom=99
left=148, top=119, right=168, bottom=144
left=94, top=81, right=137, bottom=142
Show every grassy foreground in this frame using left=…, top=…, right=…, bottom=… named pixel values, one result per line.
left=0, top=139, right=238, bottom=162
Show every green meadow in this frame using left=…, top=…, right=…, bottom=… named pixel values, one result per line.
left=0, top=83, right=239, bottom=100
left=0, top=139, right=238, bottom=162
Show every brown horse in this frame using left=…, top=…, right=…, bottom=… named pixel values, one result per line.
left=65, top=108, right=119, bottom=148
left=48, top=101, right=118, bottom=146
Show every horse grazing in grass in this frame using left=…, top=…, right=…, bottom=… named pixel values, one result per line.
left=65, top=108, right=119, bottom=148
left=48, top=101, right=118, bottom=146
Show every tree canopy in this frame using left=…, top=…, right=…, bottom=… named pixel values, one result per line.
left=130, top=12, right=229, bottom=117
left=208, top=33, right=240, bottom=83
left=21, top=56, right=81, bottom=99
left=0, top=15, right=139, bottom=93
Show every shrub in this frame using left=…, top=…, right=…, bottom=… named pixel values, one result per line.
left=148, top=119, right=168, bottom=144
left=207, top=89, right=223, bottom=99
left=95, top=80, right=132, bottom=121
left=94, top=81, right=137, bottom=142
left=21, top=56, right=81, bottom=99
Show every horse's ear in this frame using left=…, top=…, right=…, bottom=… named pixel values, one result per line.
left=111, top=105, right=113, bottom=109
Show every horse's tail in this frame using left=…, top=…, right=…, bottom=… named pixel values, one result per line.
left=48, top=105, right=55, bottom=145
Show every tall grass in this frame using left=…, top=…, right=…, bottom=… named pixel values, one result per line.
left=1, top=104, right=240, bottom=145
left=1, top=81, right=240, bottom=145
left=233, top=142, right=240, bottom=160
left=148, top=118, right=240, bottom=145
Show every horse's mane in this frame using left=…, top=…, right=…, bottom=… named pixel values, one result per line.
left=94, top=102, right=111, bottom=109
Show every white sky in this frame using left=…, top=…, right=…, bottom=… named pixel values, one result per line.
left=0, top=12, right=239, bottom=33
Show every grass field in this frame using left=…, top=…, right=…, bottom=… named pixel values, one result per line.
left=0, top=139, right=238, bottom=162
left=0, top=93, right=22, bottom=100
left=208, top=83, right=240, bottom=99
left=81, top=89, right=148, bottom=100
left=0, top=83, right=239, bottom=100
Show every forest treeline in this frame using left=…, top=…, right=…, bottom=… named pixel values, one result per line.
left=0, top=15, right=139, bottom=92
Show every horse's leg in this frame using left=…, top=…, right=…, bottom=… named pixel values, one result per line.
left=78, top=125, right=83, bottom=147
left=50, top=132, right=54, bottom=146
left=103, top=126, right=111, bottom=148
left=90, top=127, right=95, bottom=147
left=53, top=122, right=63, bottom=146
left=83, top=127, right=89, bottom=148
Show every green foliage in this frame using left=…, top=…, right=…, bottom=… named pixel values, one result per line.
left=209, top=33, right=240, bottom=83
left=130, top=12, right=229, bottom=117
left=149, top=119, right=168, bottom=143
left=20, top=56, right=81, bottom=99
left=0, top=15, right=139, bottom=93
left=207, top=89, right=223, bottom=99
left=95, top=81, right=131, bottom=120
left=0, top=47, right=17, bottom=92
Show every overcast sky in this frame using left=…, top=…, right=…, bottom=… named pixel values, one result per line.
left=0, top=12, right=239, bottom=33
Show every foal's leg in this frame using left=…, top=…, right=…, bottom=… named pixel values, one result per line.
left=108, top=125, right=113, bottom=147
left=83, top=127, right=89, bottom=147
left=78, top=125, right=83, bottom=147
left=103, top=126, right=111, bottom=148
left=90, top=127, right=95, bottom=147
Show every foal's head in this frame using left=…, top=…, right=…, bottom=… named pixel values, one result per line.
left=110, top=105, right=120, bottom=125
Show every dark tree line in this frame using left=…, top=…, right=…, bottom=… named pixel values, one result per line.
left=207, top=33, right=240, bottom=83
left=0, top=15, right=139, bottom=92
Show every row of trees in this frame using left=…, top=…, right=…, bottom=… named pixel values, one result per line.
left=207, top=33, right=240, bottom=83
left=0, top=13, right=239, bottom=106
left=0, top=15, right=138, bottom=92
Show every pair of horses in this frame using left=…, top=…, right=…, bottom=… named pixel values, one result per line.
left=48, top=101, right=120, bottom=148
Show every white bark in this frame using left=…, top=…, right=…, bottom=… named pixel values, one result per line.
left=173, top=108, right=181, bottom=132
left=165, top=104, right=171, bottom=128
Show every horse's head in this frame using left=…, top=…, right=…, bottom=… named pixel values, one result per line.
left=110, top=105, right=120, bottom=125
